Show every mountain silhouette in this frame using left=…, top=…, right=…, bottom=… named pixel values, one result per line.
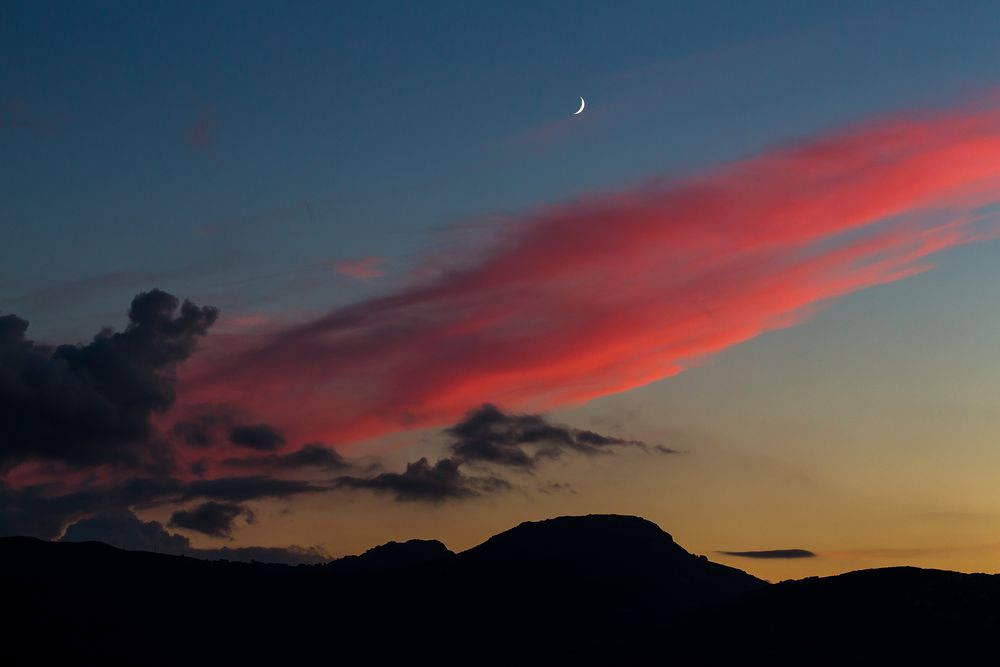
left=3, top=514, right=997, bottom=664
left=449, top=515, right=764, bottom=644
left=580, top=565, right=1000, bottom=663
left=324, top=538, right=453, bottom=572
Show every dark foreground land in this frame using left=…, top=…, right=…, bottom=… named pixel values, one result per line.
left=4, top=514, right=999, bottom=664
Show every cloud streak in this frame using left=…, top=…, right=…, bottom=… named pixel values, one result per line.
left=335, top=457, right=510, bottom=503
left=184, top=99, right=1000, bottom=447
left=185, top=102, right=217, bottom=150
left=221, top=442, right=351, bottom=471
left=330, top=257, right=385, bottom=281
left=718, top=549, right=816, bottom=560
left=445, top=403, right=655, bottom=469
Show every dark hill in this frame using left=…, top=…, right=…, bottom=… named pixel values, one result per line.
left=575, top=564, right=1000, bottom=664
left=461, top=514, right=761, bottom=596
left=462, top=514, right=691, bottom=563
left=448, top=514, right=764, bottom=654
left=1, top=514, right=762, bottom=664
left=324, top=537, right=453, bottom=572
left=4, top=515, right=998, bottom=664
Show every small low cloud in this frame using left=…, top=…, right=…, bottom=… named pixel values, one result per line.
left=446, top=403, right=658, bottom=470
left=169, top=501, right=251, bottom=538
left=172, top=406, right=289, bottom=453
left=223, top=443, right=351, bottom=471
left=228, top=424, right=286, bottom=451
left=0, top=474, right=329, bottom=542
left=61, top=511, right=326, bottom=564
left=62, top=510, right=191, bottom=553
left=329, top=257, right=385, bottom=281
left=537, top=482, right=576, bottom=495
left=717, top=549, right=816, bottom=560
left=185, top=103, right=217, bottom=149
left=0, top=97, right=65, bottom=132
left=335, top=457, right=509, bottom=503
left=171, top=404, right=239, bottom=448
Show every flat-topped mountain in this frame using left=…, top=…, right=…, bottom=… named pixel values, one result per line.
left=451, top=514, right=764, bottom=633
left=461, top=514, right=691, bottom=562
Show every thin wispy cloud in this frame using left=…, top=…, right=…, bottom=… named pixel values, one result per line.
left=185, top=103, right=217, bottom=150
left=718, top=549, right=816, bottom=560
left=330, top=257, right=385, bottom=281
left=0, top=97, right=68, bottom=133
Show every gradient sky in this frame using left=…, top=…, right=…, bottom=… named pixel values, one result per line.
left=6, top=1, right=1000, bottom=581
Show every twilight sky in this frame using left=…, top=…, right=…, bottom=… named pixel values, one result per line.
left=5, top=1, right=1000, bottom=580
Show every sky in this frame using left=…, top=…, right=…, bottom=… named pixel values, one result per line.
left=5, top=1, right=1000, bottom=581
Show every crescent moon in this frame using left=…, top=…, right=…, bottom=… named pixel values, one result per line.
left=574, top=96, right=586, bottom=115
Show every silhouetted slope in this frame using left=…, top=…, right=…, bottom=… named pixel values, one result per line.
left=704, top=566, right=1000, bottom=657
left=431, top=514, right=766, bottom=662
left=461, top=514, right=760, bottom=592
left=576, top=565, right=1000, bottom=664
left=5, top=516, right=997, bottom=664
left=325, top=538, right=453, bottom=572
left=457, top=516, right=760, bottom=629
left=463, top=514, right=691, bottom=562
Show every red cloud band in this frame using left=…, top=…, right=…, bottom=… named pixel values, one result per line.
left=183, top=102, right=1000, bottom=448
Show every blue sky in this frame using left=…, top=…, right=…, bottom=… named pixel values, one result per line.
left=5, top=1, right=1000, bottom=338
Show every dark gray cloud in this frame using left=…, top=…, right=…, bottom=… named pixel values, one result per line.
left=173, top=418, right=217, bottom=448
left=717, top=549, right=817, bottom=559
left=333, top=404, right=667, bottom=503
left=0, top=289, right=343, bottom=540
left=0, top=474, right=327, bottom=541
left=446, top=403, right=661, bottom=469
left=60, top=510, right=327, bottom=564
left=170, top=404, right=240, bottom=448
left=228, top=424, right=286, bottom=451
left=171, top=405, right=288, bottom=455
left=0, top=289, right=217, bottom=470
left=191, top=459, right=208, bottom=476
left=172, top=404, right=290, bottom=459
left=335, top=457, right=509, bottom=502
left=223, top=442, right=351, bottom=471
left=0, top=477, right=185, bottom=540
left=62, top=509, right=191, bottom=552
left=0, top=484, right=108, bottom=541
left=169, top=501, right=250, bottom=538
left=537, top=482, right=576, bottom=495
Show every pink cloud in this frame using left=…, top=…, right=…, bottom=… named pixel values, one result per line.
left=185, top=104, right=217, bottom=150
left=180, top=98, right=1000, bottom=449
left=0, top=97, right=69, bottom=133
left=330, top=257, right=385, bottom=281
